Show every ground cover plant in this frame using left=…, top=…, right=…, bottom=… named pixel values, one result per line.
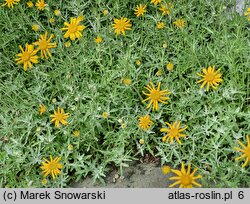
left=0, top=0, right=249, bottom=188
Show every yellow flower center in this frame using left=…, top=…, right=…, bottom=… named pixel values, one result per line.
left=48, top=161, right=58, bottom=170
left=150, top=90, right=160, bottom=100
left=22, top=52, right=30, bottom=62
left=169, top=128, right=179, bottom=137
left=245, top=147, right=250, bottom=159
left=181, top=175, right=192, bottom=186
left=39, top=40, right=49, bottom=50
left=68, top=24, right=78, bottom=33
left=205, top=73, right=215, bottom=82
left=55, top=113, right=63, bottom=121
left=7, top=0, right=15, bottom=3
left=117, top=22, right=126, bottom=30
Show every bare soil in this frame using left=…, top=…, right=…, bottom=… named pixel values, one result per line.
left=71, top=161, right=172, bottom=188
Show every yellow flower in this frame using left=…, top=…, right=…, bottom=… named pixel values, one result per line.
left=65, top=41, right=71, bottom=47
left=244, top=8, right=250, bottom=16
left=35, top=0, right=47, bottom=11
left=54, top=9, right=61, bottom=16
left=173, top=19, right=186, bottom=28
left=156, top=69, right=163, bottom=76
left=156, top=22, right=165, bottom=29
left=103, top=9, right=109, bottom=15
left=61, top=16, right=86, bottom=41
left=15, top=44, right=39, bottom=71
left=134, top=4, right=147, bottom=17
left=38, top=104, right=46, bottom=115
left=72, top=130, right=80, bottom=137
left=40, top=155, right=63, bottom=179
left=166, top=62, right=174, bottom=71
left=49, top=18, right=55, bottom=23
left=26, top=1, right=34, bottom=8
left=160, top=121, right=188, bottom=144
left=162, top=43, right=168, bottom=48
left=197, top=66, right=223, bottom=91
left=50, top=107, right=70, bottom=128
left=78, top=15, right=85, bottom=21
left=138, top=115, right=153, bottom=131
left=139, top=139, right=144, bottom=144
left=136, top=60, right=141, bottom=65
left=122, top=78, right=131, bottom=85
left=162, top=165, right=171, bottom=174
left=159, top=4, right=170, bottom=16
left=2, top=0, right=20, bottom=8
left=95, top=36, right=103, bottom=44
left=32, top=24, right=40, bottom=32
left=68, top=144, right=73, bottom=151
left=121, top=123, right=127, bottom=129
left=150, top=0, right=162, bottom=6
left=234, top=135, right=250, bottom=168
left=33, top=31, right=57, bottom=59
left=41, top=179, right=47, bottom=185
left=102, top=112, right=109, bottom=119
left=169, top=162, right=202, bottom=188
left=112, top=17, right=132, bottom=35
left=142, top=82, right=170, bottom=111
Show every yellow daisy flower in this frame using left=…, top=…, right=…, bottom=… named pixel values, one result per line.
left=103, top=9, right=109, bottom=15
left=35, top=0, right=47, bottom=11
left=15, top=44, right=39, bottom=71
left=160, top=121, right=188, bottom=144
left=49, top=18, right=55, bottom=23
left=244, top=7, right=250, bottom=16
left=33, top=31, right=57, bottom=59
left=50, top=107, right=70, bottom=128
left=234, top=135, right=250, bottom=168
left=72, top=130, right=80, bottom=137
left=65, top=41, right=71, bottom=47
left=38, top=104, right=46, bottom=115
left=173, top=19, right=186, bottom=28
left=142, top=82, right=170, bottom=111
left=40, top=156, right=63, bottom=179
left=162, top=43, right=168, bottom=48
left=159, top=4, right=170, bottom=16
left=169, top=162, right=202, bottom=188
left=32, top=24, right=40, bottom=32
left=156, top=22, right=165, bottom=29
left=197, top=66, right=223, bottom=91
left=138, top=115, right=154, bottom=131
left=68, top=144, right=74, bottom=151
left=41, top=179, right=47, bottom=185
left=95, top=36, right=103, bottom=44
left=112, top=17, right=132, bottom=35
left=156, top=69, right=163, bottom=76
left=139, top=139, right=144, bottom=144
left=151, top=0, right=162, bottom=6
left=166, top=62, right=174, bottom=71
left=136, top=60, right=141, bottom=65
left=61, top=16, right=86, bottom=41
left=134, top=4, right=147, bottom=17
left=102, top=112, right=109, bottom=119
left=2, top=0, right=20, bottom=8
left=122, top=78, right=131, bottom=85
left=26, top=1, right=33, bottom=8
left=162, top=165, right=171, bottom=174
left=54, top=9, right=61, bottom=16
